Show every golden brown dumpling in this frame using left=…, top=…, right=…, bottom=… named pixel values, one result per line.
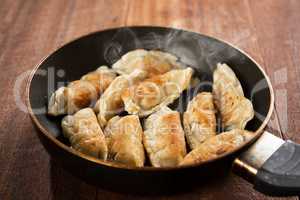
left=213, top=63, right=254, bottom=130
left=121, top=68, right=193, bottom=117
left=143, top=106, right=187, bottom=167
left=112, top=49, right=183, bottom=77
left=94, top=70, right=147, bottom=127
left=180, top=129, right=254, bottom=166
left=183, top=92, right=216, bottom=150
left=61, top=108, right=108, bottom=159
left=104, top=115, right=145, bottom=167
left=48, top=66, right=116, bottom=116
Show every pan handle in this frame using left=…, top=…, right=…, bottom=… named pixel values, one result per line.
left=254, top=140, right=300, bottom=196
left=233, top=140, right=300, bottom=196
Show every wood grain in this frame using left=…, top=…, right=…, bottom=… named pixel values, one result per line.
left=0, top=0, right=298, bottom=199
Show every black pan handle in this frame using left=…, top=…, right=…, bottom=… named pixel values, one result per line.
left=253, top=141, right=300, bottom=196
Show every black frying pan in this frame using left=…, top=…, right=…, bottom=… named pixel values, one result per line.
left=26, top=26, right=300, bottom=196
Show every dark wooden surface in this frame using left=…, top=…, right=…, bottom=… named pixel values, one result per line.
left=0, top=0, right=299, bottom=199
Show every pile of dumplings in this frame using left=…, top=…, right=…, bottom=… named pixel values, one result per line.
left=48, top=49, right=254, bottom=168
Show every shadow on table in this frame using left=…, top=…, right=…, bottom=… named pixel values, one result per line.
left=49, top=157, right=234, bottom=198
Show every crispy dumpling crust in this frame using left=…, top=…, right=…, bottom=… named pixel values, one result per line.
left=180, top=129, right=254, bottom=166
left=121, top=68, right=193, bottom=117
left=112, top=49, right=184, bottom=77
left=143, top=107, right=187, bottom=167
left=94, top=70, right=147, bottom=127
left=183, top=92, right=216, bottom=150
left=51, top=51, right=256, bottom=168
left=61, top=108, right=108, bottom=160
left=48, top=66, right=116, bottom=116
left=104, top=115, right=145, bottom=167
left=213, top=63, right=254, bottom=130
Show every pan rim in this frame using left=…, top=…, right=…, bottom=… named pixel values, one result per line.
left=26, top=25, right=274, bottom=171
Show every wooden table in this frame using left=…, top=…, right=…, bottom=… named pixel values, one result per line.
left=0, top=0, right=299, bottom=199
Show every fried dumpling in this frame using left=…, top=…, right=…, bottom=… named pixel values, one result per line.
left=121, top=68, right=193, bottom=117
left=112, top=49, right=183, bottom=77
left=180, top=129, right=254, bottom=166
left=48, top=66, right=116, bottom=116
left=183, top=92, right=216, bottom=150
left=94, top=70, right=147, bottom=127
left=104, top=115, right=145, bottom=167
left=143, top=106, right=187, bottom=167
left=213, top=63, right=254, bottom=130
left=61, top=108, right=108, bottom=159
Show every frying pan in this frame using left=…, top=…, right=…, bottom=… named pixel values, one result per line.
left=26, top=26, right=300, bottom=196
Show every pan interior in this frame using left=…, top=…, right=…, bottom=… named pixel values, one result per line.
left=29, top=26, right=272, bottom=159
